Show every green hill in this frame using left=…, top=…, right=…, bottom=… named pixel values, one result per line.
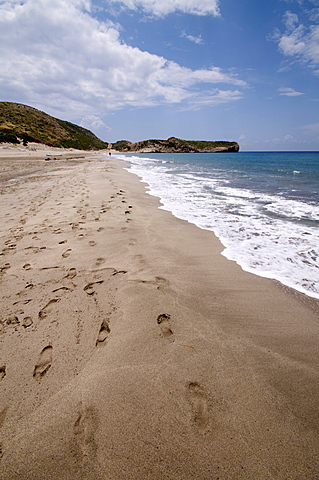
left=0, top=102, right=108, bottom=150
left=0, top=102, right=239, bottom=153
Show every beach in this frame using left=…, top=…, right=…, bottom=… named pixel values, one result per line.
left=0, top=147, right=319, bottom=479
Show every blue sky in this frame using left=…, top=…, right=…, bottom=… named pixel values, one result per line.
left=1, top=0, right=318, bottom=150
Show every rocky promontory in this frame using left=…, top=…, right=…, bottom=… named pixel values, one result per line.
left=111, top=137, right=239, bottom=153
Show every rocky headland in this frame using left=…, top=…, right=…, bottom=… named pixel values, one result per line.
left=111, top=137, right=239, bottom=153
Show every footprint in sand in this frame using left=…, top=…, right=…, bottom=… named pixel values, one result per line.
left=95, top=258, right=106, bottom=266
left=157, top=313, right=174, bottom=340
left=33, top=345, right=53, bottom=380
left=62, top=249, right=72, bottom=258
left=38, top=298, right=60, bottom=319
left=111, top=270, right=127, bottom=276
left=96, top=319, right=110, bottom=346
left=65, top=267, right=77, bottom=279
left=187, top=382, right=209, bottom=431
left=5, top=316, right=19, bottom=328
left=0, top=366, right=6, bottom=381
left=100, top=202, right=109, bottom=214
left=52, top=286, right=71, bottom=293
left=138, top=276, right=169, bottom=292
left=0, top=263, right=11, bottom=273
left=0, top=407, right=8, bottom=429
left=83, top=281, right=104, bottom=296
left=73, top=404, right=97, bottom=460
left=22, top=316, right=33, bottom=328
left=155, top=276, right=170, bottom=291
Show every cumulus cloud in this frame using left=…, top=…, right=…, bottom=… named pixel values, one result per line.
left=106, top=0, right=220, bottom=17
left=274, top=9, right=319, bottom=71
left=0, top=0, right=243, bottom=119
left=278, top=87, right=304, bottom=96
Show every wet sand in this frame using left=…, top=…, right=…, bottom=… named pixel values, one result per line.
left=0, top=146, right=319, bottom=479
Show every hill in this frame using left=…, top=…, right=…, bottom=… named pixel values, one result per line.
left=0, top=102, right=239, bottom=153
left=0, top=102, right=108, bottom=150
left=112, top=137, right=239, bottom=153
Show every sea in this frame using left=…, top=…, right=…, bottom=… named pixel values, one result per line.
left=114, top=151, right=319, bottom=300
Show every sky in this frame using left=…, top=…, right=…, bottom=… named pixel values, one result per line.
left=0, top=0, right=319, bottom=151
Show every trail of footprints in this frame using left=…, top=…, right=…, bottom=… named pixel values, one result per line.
left=0, top=178, right=125, bottom=397
left=1, top=269, right=116, bottom=388
left=156, top=313, right=210, bottom=430
left=1, top=186, right=131, bottom=279
left=1, top=178, right=210, bottom=443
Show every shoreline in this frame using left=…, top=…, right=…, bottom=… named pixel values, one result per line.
left=120, top=150, right=319, bottom=301
left=1, top=151, right=319, bottom=479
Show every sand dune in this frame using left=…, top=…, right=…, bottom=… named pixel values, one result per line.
left=0, top=149, right=319, bottom=479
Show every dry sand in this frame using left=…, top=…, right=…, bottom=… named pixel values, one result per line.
left=0, top=146, right=319, bottom=479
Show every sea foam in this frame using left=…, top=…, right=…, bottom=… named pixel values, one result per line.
left=115, top=152, right=319, bottom=299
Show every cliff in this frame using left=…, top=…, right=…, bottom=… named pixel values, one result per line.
left=112, top=137, right=239, bottom=153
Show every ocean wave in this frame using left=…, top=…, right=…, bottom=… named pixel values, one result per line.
left=117, top=152, right=319, bottom=299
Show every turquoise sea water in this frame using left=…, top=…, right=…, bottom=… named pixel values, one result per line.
left=115, top=151, right=319, bottom=299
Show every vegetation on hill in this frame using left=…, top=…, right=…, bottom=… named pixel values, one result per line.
left=112, top=136, right=239, bottom=153
left=0, top=102, right=239, bottom=153
left=0, top=102, right=108, bottom=150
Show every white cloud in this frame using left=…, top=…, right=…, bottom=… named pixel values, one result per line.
left=106, top=0, right=220, bottom=17
left=80, top=115, right=111, bottom=131
left=182, top=89, right=243, bottom=110
left=275, top=10, right=319, bottom=71
left=278, top=87, right=304, bottom=96
left=180, top=31, right=204, bottom=44
left=0, top=0, right=243, bottom=119
left=283, top=134, right=294, bottom=141
left=283, top=11, right=299, bottom=31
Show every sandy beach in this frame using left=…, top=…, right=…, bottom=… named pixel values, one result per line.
left=0, top=145, right=319, bottom=480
